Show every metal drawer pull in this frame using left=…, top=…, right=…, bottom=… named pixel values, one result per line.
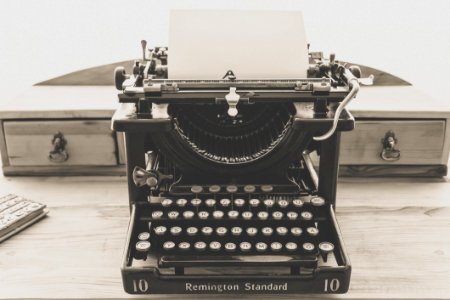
left=380, top=130, right=400, bottom=161
left=48, top=132, right=69, bottom=163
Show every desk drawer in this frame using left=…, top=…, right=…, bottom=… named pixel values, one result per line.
left=340, top=120, right=446, bottom=165
left=3, top=120, right=117, bottom=166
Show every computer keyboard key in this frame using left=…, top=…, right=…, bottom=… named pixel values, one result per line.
left=244, top=185, right=256, bottom=193
left=287, top=211, right=298, bottom=220
left=151, top=211, right=163, bottom=219
left=231, top=226, right=243, bottom=236
left=242, top=211, right=253, bottom=220
left=205, top=199, right=216, bottom=207
left=191, top=198, right=202, bottom=207
left=271, top=242, right=283, bottom=252
left=138, top=232, right=150, bottom=241
left=161, top=198, right=173, bottom=207
left=263, top=199, right=275, bottom=208
left=246, top=227, right=258, bottom=237
left=257, top=211, right=269, bottom=220
left=176, top=198, right=188, bottom=207
left=307, top=227, right=319, bottom=237
left=278, top=199, right=289, bottom=208
left=262, top=227, right=273, bottom=236
left=225, top=242, right=237, bottom=252
left=234, top=198, right=245, bottom=207
left=240, top=242, right=252, bottom=252
left=226, top=185, right=238, bottom=193
left=272, top=211, right=284, bottom=220
left=198, top=211, right=209, bottom=219
left=290, top=227, right=302, bottom=236
left=228, top=210, right=239, bottom=219
left=220, top=198, right=231, bottom=207
left=216, top=227, right=227, bottom=236
left=208, top=185, right=221, bottom=193
left=286, top=242, right=298, bottom=252
left=202, top=226, right=213, bottom=236
left=163, top=241, right=175, bottom=251
left=167, top=211, right=179, bottom=219
left=170, top=226, right=182, bottom=236
left=154, top=226, right=167, bottom=236
left=186, top=227, right=198, bottom=236
left=256, top=242, right=268, bottom=252
left=303, top=242, right=315, bottom=253
left=179, top=242, right=191, bottom=251
left=191, top=186, right=203, bottom=194
left=276, top=226, right=288, bottom=236
left=136, top=241, right=151, bottom=252
left=194, top=241, right=207, bottom=251
left=318, top=242, right=335, bottom=262
left=213, top=210, right=224, bottom=219
left=249, top=198, right=260, bottom=207
left=293, top=199, right=304, bottom=208
left=210, top=241, right=222, bottom=251
left=301, top=211, right=313, bottom=220
left=311, top=196, right=326, bottom=207
left=183, top=211, right=195, bottom=219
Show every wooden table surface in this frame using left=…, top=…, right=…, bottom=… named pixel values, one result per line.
left=0, top=175, right=449, bottom=299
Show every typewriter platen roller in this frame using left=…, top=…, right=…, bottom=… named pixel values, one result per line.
left=113, top=37, right=362, bottom=293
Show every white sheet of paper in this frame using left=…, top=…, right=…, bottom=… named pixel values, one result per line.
left=168, top=10, right=309, bottom=79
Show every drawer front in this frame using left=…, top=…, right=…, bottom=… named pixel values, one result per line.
left=340, top=120, right=445, bottom=165
left=4, top=120, right=117, bottom=166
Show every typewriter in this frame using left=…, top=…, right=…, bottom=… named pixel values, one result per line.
left=112, top=40, right=362, bottom=294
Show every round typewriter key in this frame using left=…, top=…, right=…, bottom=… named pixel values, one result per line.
left=186, top=227, right=198, bottom=236
left=179, top=242, right=191, bottom=251
left=246, top=227, right=258, bottom=237
left=249, top=198, right=260, bottom=207
left=278, top=199, right=289, bottom=208
left=306, top=227, right=319, bottom=237
left=151, top=211, right=163, bottom=219
left=242, top=211, right=253, bottom=220
left=136, top=241, right=151, bottom=252
left=263, top=199, right=275, bottom=208
left=226, top=185, right=238, bottom=193
left=176, top=198, right=188, bottom=207
left=276, top=226, right=288, bottom=236
left=205, top=198, right=216, bottom=207
left=213, top=210, right=224, bottom=219
left=290, top=227, right=303, bottom=236
left=201, top=226, right=213, bottom=236
left=286, top=242, right=298, bottom=252
left=272, top=211, right=284, bottom=220
left=168, top=211, right=179, bottom=219
left=225, top=242, right=237, bottom=252
left=161, top=198, right=173, bottom=207
left=270, top=242, right=283, bottom=252
left=262, top=227, right=273, bottom=236
left=195, top=241, right=207, bottom=251
left=154, top=226, right=167, bottom=236
left=240, top=242, right=252, bottom=252
left=261, top=185, right=273, bottom=193
left=301, top=211, right=313, bottom=220
left=319, top=242, right=334, bottom=262
left=191, top=185, right=203, bottom=194
left=293, top=199, right=304, bottom=208
left=191, top=198, right=202, bottom=207
left=257, top=211, right=269, bottom=220
left=210, top=241, right=222, bottom=251
left=216, top=227, right=227, bottom=236
left=163, top=241, right=175, bottom=251
left=183, top=210, right=195, bottom=219
left=234, top=198, right=245, bottom=207
left=244, top=185, right=256, bottom=193
left=231, top=226, right=243, bottom=236
left=287, top=211, right=298, bottom=220
left=209, top=185, right=221, bottom=193
left=256, top=242, right=268, bottom=252
left=138, top=232, right=150, bottom=241
left=170, top=226, right=182, bottom=236
left=228, top=210, right=239, bottom=219
left=311, top=196, right=326, bottom=207
left=220, top=198, right=231, bottom=207
left=198, top=211, right=209, bottom=219
left=303, top=242, right=315, bottom=253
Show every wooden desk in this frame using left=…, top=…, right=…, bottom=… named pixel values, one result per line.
left=0, top=175, right=449, bottom=299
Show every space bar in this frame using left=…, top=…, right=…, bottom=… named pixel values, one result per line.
left=158, top=255, right=317, bottom=268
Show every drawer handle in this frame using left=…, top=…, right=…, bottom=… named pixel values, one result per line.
left=48, top=132, right=69, bottom=163
left=380, top=130, right=400, bottom=161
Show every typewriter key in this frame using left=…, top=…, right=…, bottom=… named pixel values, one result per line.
left=138, top=232, right=150, bottom=241
left=228, top=210, right=239, bottom=219
left=242, top=211, right=253, bottom=220
left=257, top=211, right=269, bottom=220
left=225, top=242, right=237, bottom=252
left=286, top=242, right=298, bottom=252
left=303, top=242, right=315, bottom=253
left=261, top=185, right=273, bottom=193
left=306, top=227, right=319, bottom=237
left=213, top=210, right=224, bottom=219
left=234, top=198, right=245, bottom=207
left=136, top=241, right=151, bottom=252
left=209, top=185, right=221, bottom=193
left=161, top=198, right=173, bottom=207
left=278, top=199, right=289, bottom=208
left=163, top=241, right=175, bottom=251
left=293, top=199, right=304, bottom=208
left=183, top=210, right=194, bottom=219
left=151, top=211, right=163, bottom=219
left=249, top=198, right=260, bottom=207
left=191, top=185, right=203, bottom=194
left=220, top=198, right=231, bottom=207
left=201, top=226, right=213, bottom=236
left=262, top=227, right=273, bottom=236
left=276, top=226, right=288, bottom=236
left=272, top=211, right=284, bottom=220
left=226, top=185, right=238, bottom=193
left=176, top=198, right=188, bottom=207
left=168, top=211, right=179, bottom=219
left=318, top=242, right=335, bottom=262
left=290, top=227, right=303, bottom=236
left=186, top=227, right=198, bottom=236
left=216, top=227, right=227, bottom=236
left=256, top=242, right=268, bottom=252
left=246, top=227, right=258, bottom=237
left=240, top=242, right=252, bottom=252
left=198, top=211, right=209, bottom=219
left=154, top=226, right=167, bottom=236
left=210, top=241, right=221, bottom=251
left=195, top=241, right=207, bottom=251
left=301, top=211, right=313, bottom=221
left=311, top=196, right=326, bottom=207
left=179, top=242, right=191, bottom=251
left=270, top=242, right=282, bottom=252
left=287, top=211, right=298, bottom=220
left=244, top=185, right=256, bottom=193
left=191, top=198, right=202, bottom=207
left=231, top=226, right=243, bottom=236
left=170, top=226, right=182, bottom=236
left=205, top=199, right=216, bottom=207
left=263, top=199, right=275, bottom=208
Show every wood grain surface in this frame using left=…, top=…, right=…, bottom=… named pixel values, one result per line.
left=0, top=175, right=449, bottom=299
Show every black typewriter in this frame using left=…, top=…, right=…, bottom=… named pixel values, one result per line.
left=112, top=40, right=363, bottom=294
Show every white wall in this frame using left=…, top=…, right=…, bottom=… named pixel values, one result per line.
left=1, top=0, right=449, bottom=103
